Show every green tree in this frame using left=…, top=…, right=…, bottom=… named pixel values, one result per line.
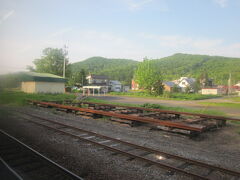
left=134, top=59, right=163, bottom=95
left=68, top=69, right=87, bottom=86
left=28, top=47, right=71, bottom=77
left=172, top=84, right=181, bottom=93
left=185, top=85, right=192, bottom=94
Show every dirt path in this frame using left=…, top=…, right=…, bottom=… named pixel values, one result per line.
left=94, top=96, right=240, bottom=118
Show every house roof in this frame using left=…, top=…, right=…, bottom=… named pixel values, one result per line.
left=87, top=74, right=109, bottom=79
left=163, top=81, right=178, bottom=87
left=179, top=77, right=196, bottom=84
left=20, top=72, right=66, bottom=83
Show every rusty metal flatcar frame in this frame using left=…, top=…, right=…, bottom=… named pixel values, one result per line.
left=79, top=101, right=240, bottom=122
left=30, top=100, right=203, bottom=132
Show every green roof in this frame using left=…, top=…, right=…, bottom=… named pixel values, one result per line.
left=20, top=72, right=66, bottom=83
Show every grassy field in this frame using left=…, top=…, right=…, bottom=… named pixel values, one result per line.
left=229, top=97, right=240, bottom=102
left=0, top=90, right=226, bottom=116
left=84, top=97, right=226, bottom=116
left=0, top=90, right=76, bottom=106
left=199, top=102, right=240, bottom=108
left=109, top=91, right=221, bottom=100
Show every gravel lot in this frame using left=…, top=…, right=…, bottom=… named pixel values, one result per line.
left=0, top=105, right=240, bottom=180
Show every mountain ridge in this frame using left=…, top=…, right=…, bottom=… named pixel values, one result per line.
left=71, top=54, right=240, bottom=85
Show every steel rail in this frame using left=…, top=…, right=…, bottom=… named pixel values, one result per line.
left=30, top=100, right=203, bottom=132
left=20, top=117, right=208, bottom=179
left=20, top=112, right=240, bottom=177
left=0, top=129, right=84, bottom=180
left=0, top=157, right=23, bottom=180
left=79, top=101, right=240, bottom=122
left=17, top=111, right=240, bottom=179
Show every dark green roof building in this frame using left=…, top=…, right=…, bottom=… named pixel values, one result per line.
left=20, top=72, right=66, bottom=93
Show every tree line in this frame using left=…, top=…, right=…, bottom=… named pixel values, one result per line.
left=1, top=48, right=239, bottom=94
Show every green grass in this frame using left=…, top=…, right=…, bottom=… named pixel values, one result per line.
left=229, top=97, right=240, bottom=102
left=199, top=102, right=240, bottom=108
left=84, top=97, right=226, bottom=116
left=109, top=91, right=221, bottom=100
left=0, top=90, right=76, bottom=106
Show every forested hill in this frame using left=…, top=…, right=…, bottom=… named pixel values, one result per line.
left=151, top=53, right=240, bottom=85
left=70, top=54, right=240, bottom=85
left=70, top=57, right=138, bottom=84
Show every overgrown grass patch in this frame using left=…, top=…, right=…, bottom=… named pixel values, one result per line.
left=199, top=102, right=240, bottom=108
left=109, top=91, right=221, bottom=100
left=84, top=97, right=225, bottom=116
left=0, top=90, right=76, bottom=106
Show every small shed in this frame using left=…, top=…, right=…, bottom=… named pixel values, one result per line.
left=20, top=72, right=66, bottom=94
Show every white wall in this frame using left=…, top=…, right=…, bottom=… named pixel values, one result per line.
left=21, top=81, right=65, bottom=93
left=202, top=88, right=219, bottom=95
left=35, top=82, right=65, bottom=93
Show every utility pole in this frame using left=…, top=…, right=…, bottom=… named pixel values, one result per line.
left=63, top=44, right=68, bottom=78
left=228, top=73, right=232, bottom=96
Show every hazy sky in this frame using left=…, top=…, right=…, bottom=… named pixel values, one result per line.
left=1, top=0, right=240, bottom=74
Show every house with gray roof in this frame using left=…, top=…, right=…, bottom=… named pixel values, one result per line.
left=176, top=77, right=196, bottom=92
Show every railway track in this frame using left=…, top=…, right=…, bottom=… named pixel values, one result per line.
left=16, top=110, right=240, bottom=180
left=0, top=129, right=83, bottom=180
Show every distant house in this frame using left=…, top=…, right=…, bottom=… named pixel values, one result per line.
left=109, top=80, right=122, bottom=92
left=20, top=72, right=66, bottom=94
left=163, top=81, right=180, bottom=92
left=86, top=74, right=109, bottom=85
left=176, top=77, right=196, bottom=92
left=131, top=80, right=139, bottom=90
left=83, top=74, right=109, bottom=95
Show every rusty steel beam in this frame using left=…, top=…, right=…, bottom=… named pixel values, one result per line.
left=80, top=101, right=240, bottom=122
left=30, top=100, right=204, bottom=132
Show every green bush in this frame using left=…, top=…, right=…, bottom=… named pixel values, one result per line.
left=0, top=90, right=76, bottom=106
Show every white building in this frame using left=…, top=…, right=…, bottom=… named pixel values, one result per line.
left=20, top=72, right=66, bottom=94
left=86, top=74, right=109, bottom=85
left=109, top=80, right=122, bottom=92
left=176, top=77, right=196, bottom=92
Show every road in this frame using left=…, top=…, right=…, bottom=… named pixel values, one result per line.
left=94, top=95, right=240, bottom=118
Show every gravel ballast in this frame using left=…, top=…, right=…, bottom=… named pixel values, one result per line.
left=0, top=105, right=240, bottom=180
